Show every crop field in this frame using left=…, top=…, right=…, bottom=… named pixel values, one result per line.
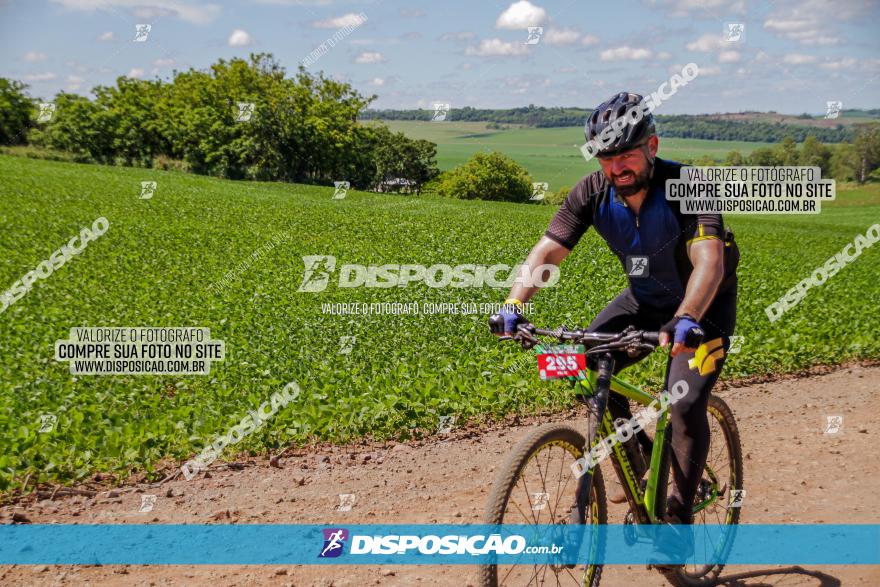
left=1, top=153, right=879, bottom=495
left=380, top=120, right=777, bottom=189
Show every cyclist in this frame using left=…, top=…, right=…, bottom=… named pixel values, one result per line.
left=489, top=92, right=739, bottom=561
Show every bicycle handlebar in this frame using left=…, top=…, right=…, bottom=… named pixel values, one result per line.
left=508, top=324, right=661, bottom=355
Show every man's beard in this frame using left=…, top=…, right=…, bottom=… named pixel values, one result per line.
left=609, top=161, right=653, bottom=197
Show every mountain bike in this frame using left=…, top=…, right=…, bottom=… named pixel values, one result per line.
left=479, top=324, right=743, bottom=587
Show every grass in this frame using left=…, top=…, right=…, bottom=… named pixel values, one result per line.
left=380, top=120, right=777, bottom=189
left=1, top=150, right=879, bottom=495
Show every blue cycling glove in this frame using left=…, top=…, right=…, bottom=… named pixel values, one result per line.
left=489, top=300, right=528, bottom=336
left=661, top=314, right=704, bottom=348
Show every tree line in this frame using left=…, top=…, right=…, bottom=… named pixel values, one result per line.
left=0, top=54, right=438, bottom=193
left=361, top=106, right=863, bottom=143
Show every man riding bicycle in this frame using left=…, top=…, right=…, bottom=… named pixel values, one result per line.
left=489, top=92, right=740, bottom=549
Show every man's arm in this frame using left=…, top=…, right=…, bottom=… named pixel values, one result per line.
left=489, top=177, right=594, bottom=336
left=505, top=236, right=572, bottom=304
left=659, top=238, right=724, bottom=355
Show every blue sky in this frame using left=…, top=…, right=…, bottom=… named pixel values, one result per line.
left=1, top=0, right=878, bottom=114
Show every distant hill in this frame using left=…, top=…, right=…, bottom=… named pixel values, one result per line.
left=360, top=107, right=880, bottom=143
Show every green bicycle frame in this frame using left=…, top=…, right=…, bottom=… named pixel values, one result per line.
left=578, top=369, right=719, bottom=524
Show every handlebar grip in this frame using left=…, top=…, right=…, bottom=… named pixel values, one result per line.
left=643, top=332, right=661, bottom=345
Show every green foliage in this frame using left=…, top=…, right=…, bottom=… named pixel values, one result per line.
left=10, top=54, right=438, bottom=191
left=831, top=143, right=859, bottom=182
left=543, top=185, right=570, bottom=206
left=367, top=124, right=439, bottom=193
left=724, top=151, right=745, bottom=166
left=0, top=155, right=879, bottom=495
left=0, top=78, right=34, bottom=145
left=852, top=124, right=880, bottom=183
left=747, top=147, right=783, bottom=166
left=719, top=125, right=880, bottom=183
left=434, top=151, right=533, bottom=202
left=799, top=136, right=831, bottom=175
left=694, top=154, right=719, bottom=166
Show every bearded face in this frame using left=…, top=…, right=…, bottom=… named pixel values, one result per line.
left=598, top=144, right=655, bottom=198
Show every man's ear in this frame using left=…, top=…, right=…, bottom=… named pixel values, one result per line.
left=646, top=134, right=659, bottom=158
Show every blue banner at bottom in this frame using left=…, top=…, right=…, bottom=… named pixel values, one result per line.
left=0, top=525, right=877, bottom=565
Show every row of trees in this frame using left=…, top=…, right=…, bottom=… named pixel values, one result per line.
left=0, top=54, right=438, bottom=192
left=656, top=115, right=853, bottom=143
left=683, top=128, right=880, bottom=183
left=360, top=106, right=861, bottom=142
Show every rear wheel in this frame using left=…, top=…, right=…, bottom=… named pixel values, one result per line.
left=663, top=394, right=744, bottom=586
left=479, top=423, right=607, bottom=586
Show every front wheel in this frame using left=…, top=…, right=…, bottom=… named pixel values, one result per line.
left=479, top=423, right=607, bottom=587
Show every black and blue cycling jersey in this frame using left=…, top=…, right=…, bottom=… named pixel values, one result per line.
left=545, top=157, right=739, bottom=311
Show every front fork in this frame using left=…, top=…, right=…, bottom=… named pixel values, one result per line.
left=575, top=354, right=673, bottom=524
left=572, top=355, right=613, bottom=523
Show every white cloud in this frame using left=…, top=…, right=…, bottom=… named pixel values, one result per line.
left=465, top=38, right=530, bottom=56
left=23, top=52, right=48, bottom=62
left=23, top=72, right=57, bottom=82
left=599, top=46, right=652, bottom=61
left=97, top=31, right=116, bottom=42
left=686, top=33, right=725, bottom=52
left=672, top=62, right=720, bottom=76
left=762, top=0, right=867, bottom=45
left=765, top=19, right=840, bottom=45
left=368, top=77, right=385, bottom=86
left=657, top=51, right=672, bottom=60
left=650, top=0, right=745, bottom=18
left=500, top=74, right=550, bottom=94
left=439, top=31, right=476, bottom=41
left=580, top=34, right=599, bottom=46
left=782, top=53, right=817, bottom=65
left=255, top=0, right=333, bottom=4
left=127, top=68, right=145, bottom=78
left=312, top=13, right=367, bottom=29
left=496, top=1, right=547, bottom=29
left=819, top=57, right=857, bottom=70
left=543, top=27, right=581, bottom=46
left=718, top=50, right=740, bottom=63
left=66, top=75, right=85, bottom=90
left=228, top=29, right=253, bottom=47
left=65, top=60, right=88, bottom=72
left=50, top=0, right=221, bottom=25
left=152, top=58, right=176, bottom=67
left=354, top=51, right=385, bottom=64
left=556, top=66, right=577, bottom=73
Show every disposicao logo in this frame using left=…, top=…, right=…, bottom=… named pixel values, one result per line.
left=297, top=255, right=559, bottom=293
left=319, top=528, right=348, bottom=558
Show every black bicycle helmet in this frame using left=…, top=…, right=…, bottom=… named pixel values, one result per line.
left=584, top=92, right=655, bottom=157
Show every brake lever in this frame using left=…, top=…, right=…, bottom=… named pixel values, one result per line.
left=626, top=342, right=656, bottom=356
left=513, top=324, right=539, bottom=350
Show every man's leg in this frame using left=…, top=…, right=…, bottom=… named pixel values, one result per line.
left=664, top=286, right=737, bottom=524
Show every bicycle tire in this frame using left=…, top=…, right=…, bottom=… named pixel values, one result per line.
left=479, top=423, right=608, bottom=587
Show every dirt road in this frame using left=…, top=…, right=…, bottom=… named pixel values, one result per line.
left=2, top=364, right=879, bottom=586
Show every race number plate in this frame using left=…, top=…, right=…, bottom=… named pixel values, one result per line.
left=536, top=344, right=586, bottom=380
